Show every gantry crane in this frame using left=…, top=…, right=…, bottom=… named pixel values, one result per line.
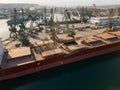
left=9, top=8, right=29, bottom=45
left=17, top=8, right=30, bottom=46
left=9, top=8, right=18, bottom=39
left=49, top=8, right=56, bottom=40
left=105, top=9, right=114, bottom=32
left=63, top=9, right=76, bottom=38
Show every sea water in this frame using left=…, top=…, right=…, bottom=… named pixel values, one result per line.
left=0, top=19, right=10, bottom=40
left=0, top=38, right=4, bottom=65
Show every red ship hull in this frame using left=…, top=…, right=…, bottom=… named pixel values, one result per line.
left=0, top=42, right=120, bottom=80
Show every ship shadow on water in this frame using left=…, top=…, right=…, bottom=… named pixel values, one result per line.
left=1, top=51, right=120, bottom=90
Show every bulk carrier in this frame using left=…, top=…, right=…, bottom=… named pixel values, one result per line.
left=0, top=8, right=120, bottom=80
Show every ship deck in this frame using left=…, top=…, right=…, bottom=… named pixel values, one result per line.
left=1, top=23, right=120, bottom=69
left=2, top=57, right=35, bottom=69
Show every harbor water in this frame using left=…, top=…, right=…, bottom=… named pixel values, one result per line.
left=0, top=19, right=10, bottom=40
left=1, top=19, right=120, bottom=90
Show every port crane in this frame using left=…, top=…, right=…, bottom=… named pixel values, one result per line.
left=42, top=8, right=59, bottom=40
left=18, top=8, right=44, bottom=45
left=9, top=8, right=32, bottom=45
left=70, top=10, right=81, bottom=22
left=9, top=8, right=18, bottom=39
left=49, top=8, right=56, bottom=40
left=105, top=9, right=114, bottom=32
left=63, top=9, right=76, bottom=38
left=9, top=8, right=43, bottom=39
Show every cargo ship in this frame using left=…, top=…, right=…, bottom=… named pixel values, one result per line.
left=0, top=8, right=120, bottom=81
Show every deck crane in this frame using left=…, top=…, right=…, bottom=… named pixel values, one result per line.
left=63, top=9, right=76, bottom=38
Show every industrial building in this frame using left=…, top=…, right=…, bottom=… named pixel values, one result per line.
left=90, top=16, right=120, bottom=26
